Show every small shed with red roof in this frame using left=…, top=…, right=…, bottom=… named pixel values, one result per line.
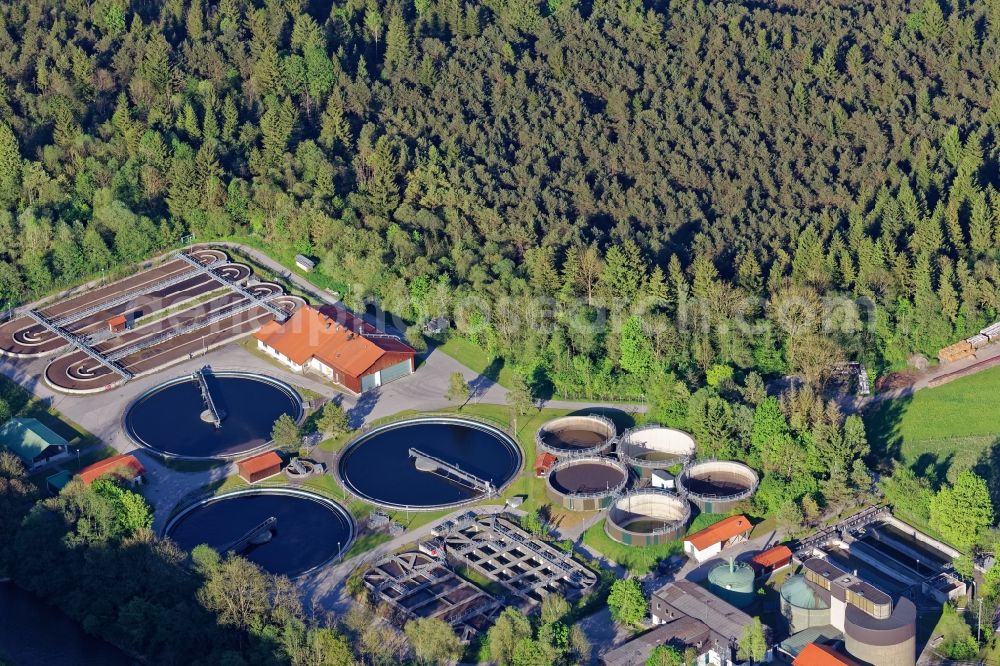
left=683, top=515, right=752, bottom=563
left=107, top=314, right=129, bottom=333
left=534, top=452, right=557, bottom=477
left=78, top=454, right=146, bottom=486
left=238, top=451, right=283, bottom=483
left=750, top=544, right=793, bottom=576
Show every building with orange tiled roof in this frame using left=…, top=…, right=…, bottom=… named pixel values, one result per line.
left=793, top=642, right=862, bottom=666
left=750, top=544, right=793, bottom=576
left=683, top=514, right=751, bottom=562
left=78, top=454, right=145, bottom=486
left=254, top=304, right=416, bottom=394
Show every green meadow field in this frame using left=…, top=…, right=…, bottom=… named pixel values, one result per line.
left=865, top=365, right=1000, bottom=483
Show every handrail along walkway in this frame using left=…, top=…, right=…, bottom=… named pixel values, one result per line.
left=193, top=367, right=226, bottom=427
left=26, top=310, right=133, bottom=380
left=175, top=251, right=290, bottom=322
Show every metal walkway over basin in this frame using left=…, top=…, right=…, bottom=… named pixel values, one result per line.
left=194, top=367, right=226, bottom=428
left=409, top=447, right=496, bottom=496
left=26, top=310, right=133, bottom=380
left=221, top=516, right=277, bottom=555
left=175, top=251, right=290, bottom=322
left=105, top=297, right=274, bottom=362
left=49, top=267, right=201, bottom=328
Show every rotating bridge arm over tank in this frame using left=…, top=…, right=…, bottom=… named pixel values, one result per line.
left=193, top=367, right=226, bottom=428
left=220, top=516, right=277, bottom=555
left=409, top=448, right=497, bottom=496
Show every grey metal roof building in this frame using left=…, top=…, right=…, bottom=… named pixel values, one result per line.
left=650, top=580, right=756, bottom=644
left=601, top=616, right=725, bottom=666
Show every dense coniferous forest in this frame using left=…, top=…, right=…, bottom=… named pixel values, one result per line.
left=1, top=0, right=999, bottom=391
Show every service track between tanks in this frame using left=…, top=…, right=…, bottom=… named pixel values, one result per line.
left=0, top=249, right=230, bottom=357
left=45, top=289, right=305, bottom=393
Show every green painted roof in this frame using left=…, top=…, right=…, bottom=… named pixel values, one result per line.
left=781, top=574, right=830, bottom=610
left=779, top=625, right=843, bottom=657
left=0, top=418, right=69, bottom=461
left=45, top=470, right=72, bottom=491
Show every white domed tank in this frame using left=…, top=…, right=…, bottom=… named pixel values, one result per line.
left=707, top=559, right=756, bottom=608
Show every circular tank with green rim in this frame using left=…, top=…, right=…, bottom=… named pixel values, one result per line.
left=707, top=559, right=756, bottom=608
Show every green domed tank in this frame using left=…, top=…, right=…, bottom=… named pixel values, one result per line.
left=780, top=574, right=831, bottom=633
left=707, top=559, right=756, bottom=608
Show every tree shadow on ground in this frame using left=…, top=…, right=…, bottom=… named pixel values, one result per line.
left=911, top=452, right=954, bottom=490
left=974, top=437, right=1000, bottom=513
left=469, top=356, right=504, bottom=398
left=861, top=393, right=912, bottom=475
left=347, top=388, right=379, bottom=428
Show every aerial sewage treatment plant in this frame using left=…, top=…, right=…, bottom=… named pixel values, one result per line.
left=336, top=417, right=523, bottom=510
left=123, top=369, right=303, bottom=459
left=164, top=488, right=355, bottom=578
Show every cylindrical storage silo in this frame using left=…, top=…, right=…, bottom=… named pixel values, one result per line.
left=779, top=574, right=832, bottom=633
left=707, top=559, right=756, bottom=608
left=844, top=598, right=917, bottom=666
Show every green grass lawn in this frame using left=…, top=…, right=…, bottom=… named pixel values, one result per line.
left=865, top=364, right=1000, bottom=483
left=581, top=519, right=683, bottom=576
left=580, top=511, right=730, bottom=576
left=435, top=337, right=517, bottom=388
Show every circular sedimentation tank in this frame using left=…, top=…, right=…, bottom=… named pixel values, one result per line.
left=780, top=574, right=832, bottom=633
left=536, top=415, right=616, bottom=457
left=123, top=371, right=302, bottom=459
left=546, top=455, right=629, bottom=511
left=604, top=488, right=691, bottom=546
left=164, top=488, right=354, bottom=578
left=708, top=559, right=756, bottom=608
left=337, top=417, right=522, bottom=510
left=677, top=460, right=759, bottom=513
left=617, top=426, right=696, bottom=475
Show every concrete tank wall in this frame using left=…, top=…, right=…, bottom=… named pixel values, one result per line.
left=604, top=490, right=690, bottom=546
left=843, top=598, right=917, bottom=666
left=780, top=596, right=832, bottom=634
left=679, top=460, right=758, bottom=513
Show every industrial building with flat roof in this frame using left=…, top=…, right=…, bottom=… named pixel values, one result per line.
left=255, top=304, right=415, bottom=394
left=780, top=557, right=916, bottom=666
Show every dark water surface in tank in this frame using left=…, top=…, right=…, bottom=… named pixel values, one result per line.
left=0, top=583, right=132, bottom=665
left=166, top=492, right=352, bottom=577
left=338, top=421, right=521, bottom=508
left=125, top=374, right=300, bottom=458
